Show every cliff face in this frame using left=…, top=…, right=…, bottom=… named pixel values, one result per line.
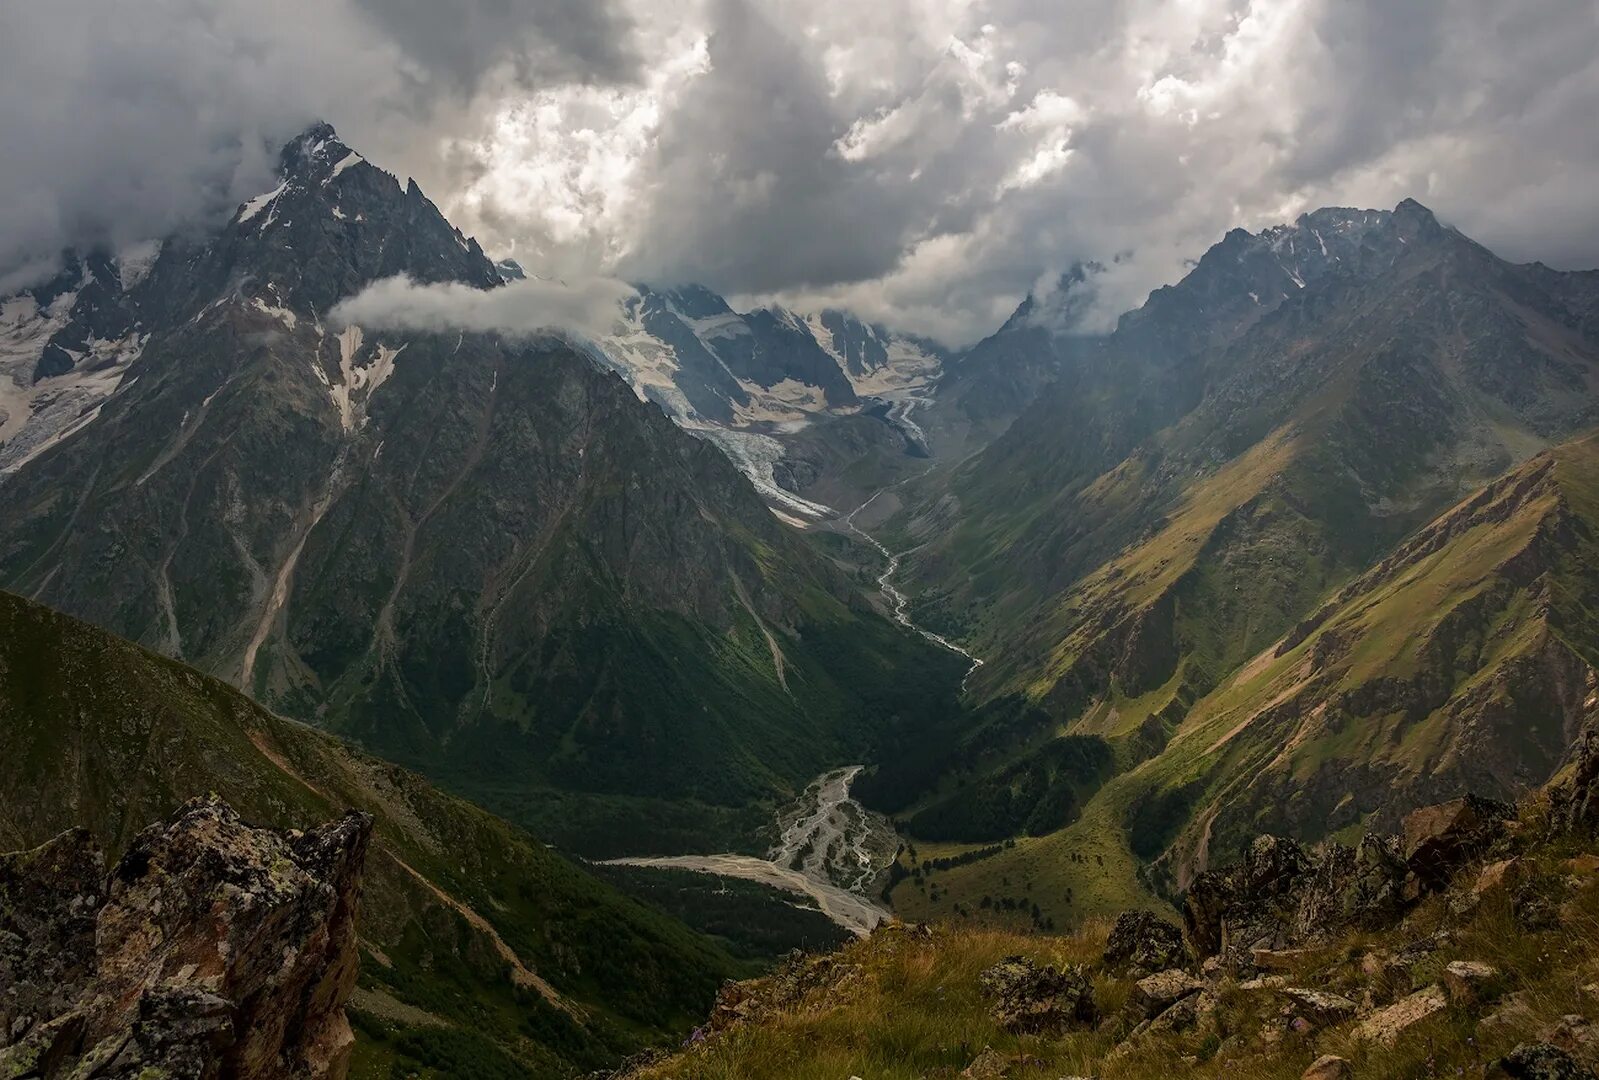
left=0, top=797, right=371, bottom=1080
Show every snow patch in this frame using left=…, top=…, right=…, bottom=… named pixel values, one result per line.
left=249, top=296, right=299, bottom=330
left=329, top=151, right=363, bottom=181
left=325, top=324, right=403, bottom=432
left=237, top=179, right=287, bottom=224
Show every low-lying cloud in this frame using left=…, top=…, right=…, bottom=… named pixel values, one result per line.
left=330, top=276, right=633, bottom=343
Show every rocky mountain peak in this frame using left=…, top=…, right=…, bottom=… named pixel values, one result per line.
left=0, top=797, right=371, bottom=1080
left=279, top=121, right=357, bottom=182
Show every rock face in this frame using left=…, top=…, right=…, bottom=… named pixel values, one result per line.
left=977, top=955, right=1098, bottom=1034
left=0, top=797, right=371, bottom=1080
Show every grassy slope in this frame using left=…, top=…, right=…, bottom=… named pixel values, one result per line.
left=884, top=432, right=1599, bottom=928
left=0, top=590, right=743, bottom=1078
left=630, top=826, right=1599, bottom=1080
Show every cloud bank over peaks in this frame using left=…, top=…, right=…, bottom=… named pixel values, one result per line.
left=5, top=0, right=1599, bottom=347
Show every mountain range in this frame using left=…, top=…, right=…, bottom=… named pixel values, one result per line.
left=5, top=118, right=1599, bottom=1078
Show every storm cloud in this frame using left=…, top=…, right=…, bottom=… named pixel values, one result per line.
left=4, top=0, right=1598, bottom=343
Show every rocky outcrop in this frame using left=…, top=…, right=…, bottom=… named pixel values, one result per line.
left=977, top=955, right=1098, bottom=1034
left=0, top=797, right=371, bottom=1080
left=1181, top=793, right=1517, bottom=967
left=1103, top=910, right=1184, bottom=976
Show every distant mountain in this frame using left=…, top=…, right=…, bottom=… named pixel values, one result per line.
left=0, top=588, right=739, bottom=1078
left=0, top=123, right=965, bottom=856
left=580, top=283, right=947, bottom=516
left=924, top=264, right=1104, bottom=456
left=874, top=201, right=1599, bottom=926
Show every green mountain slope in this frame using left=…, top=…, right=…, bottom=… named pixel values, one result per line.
left=0, top=588, right=741, bottom=1078
left=1140, top=432, right=1599, bottom=890
left=871, top=204, right=1599, bottom=926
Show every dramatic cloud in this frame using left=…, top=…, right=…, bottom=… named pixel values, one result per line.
left=0, top=0, right=639, bottom=286
left=4, top=0, right=1598, bottom=343
left=331, top=275, right=633, bottom=343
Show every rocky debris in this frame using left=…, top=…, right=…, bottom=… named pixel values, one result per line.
left=1238, top=974, right=1288, bottom=991
left=1567, top=854, right=1599, bottom=876
left=1443, top=960, right=1501, bottom=1004
left=1352, top=984, right=1448, bottom=1047
left=1181, top=795, right=1523, bottom=970
left=1279, top=988, right=1359, bottom=1026
left=0, top=797, right=371, bottom=1080
left=1490, top=1042, right=1590, bottom=1079
left=1103, top=910, right=1185, bottom=976
left=1401, top=794, right=1514, bottom=898
left=1358, top=950, right=1414, bottom=1005
left=1551, top=729, right=1599, bottom=835
left=1301, top=1054, right=1353, bottom=1080
left=1129, top=970, right=1204, bottom=1018
left=977, top=956, right=1098, bottom=1035
left=960, top=1046, right=1010, bottom=1079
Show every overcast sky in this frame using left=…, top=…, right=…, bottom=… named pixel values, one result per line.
left=3, top=0, right=1598, bottom=342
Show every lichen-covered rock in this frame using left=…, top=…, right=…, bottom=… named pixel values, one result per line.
left=1279, top=988, right=1359, bottom=1026
left=1183, top=835, right=1313, bottom=964
left=1103, top=910, right=1185, bottom=976
left=1352, top=984, right=1448, bottom=1047
left=1290, top=833, right=1408, bottom=939
left=1443, top=960, right=1500, bottom=1005
left=977, top=956, right=1097, bottom=1034
left=0, top=797, right=371, bottom=1080
left=1301, top=1054, right=1353, bottom=1080
left=708, top=949, right=860, bottom=1033
left=1129, top=970, right=1204, bottom=1018
left=1541, top=1014, right=1599, bottom=1068
left=1490, top=1042, right=1590, bottom=1079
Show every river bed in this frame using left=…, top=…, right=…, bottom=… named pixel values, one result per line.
left=601, top=766, right=895, bottom=936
